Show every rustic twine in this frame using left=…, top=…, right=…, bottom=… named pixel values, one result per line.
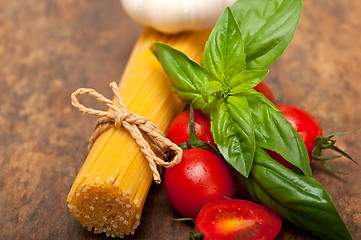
left=71, top=81, right=183, bottom=184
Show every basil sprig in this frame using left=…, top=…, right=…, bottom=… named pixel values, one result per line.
left=232, top=148, right=353, bottom=240
left=151, top=3, right=311, bottom=178
left=151, top=0, right=353, bottom=239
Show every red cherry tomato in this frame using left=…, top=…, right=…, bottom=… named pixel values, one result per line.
left=254, top=82, right=275, bottom=103
left=195, top=199, right=282, bottom=240
left=164, top=148, right=233, bottom=219
left=268, top=104, right=323, bottom=169
left=167, top=109, right=216, bottom=148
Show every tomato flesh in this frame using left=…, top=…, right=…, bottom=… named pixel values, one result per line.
left=196, top=199, right=282, bottom=240
left=167, top=109, right=216, bottom=148
left=164, top=148, right=233, bottom=219
left=214, top=216, right=257, bottom=235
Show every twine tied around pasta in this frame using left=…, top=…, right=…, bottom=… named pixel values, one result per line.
left=71, top=81, right=183, bottom=184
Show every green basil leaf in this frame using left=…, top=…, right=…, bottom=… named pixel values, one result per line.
left=230, top=0, right=303, bottom=69
left=234, top=147, right=353, bottom=240
left=203, top=7, right=246, bottom=82
left=201, top=81, right=223, bottom=103
left=229, top=70, right=269, bottom=95
left=151, top=42, right=209, bottom=94
left=191, top=97, right=211, bottom=117
left=243, top=90, right=312, bottom=176
left=210, top=96, right=255, bottom=177
left=151, top=42, right=212, bottom=114
left=169, top=84, right=210, bottom=116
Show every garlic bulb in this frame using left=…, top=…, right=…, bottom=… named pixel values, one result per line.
left=120, top=0, right=237, bottom=34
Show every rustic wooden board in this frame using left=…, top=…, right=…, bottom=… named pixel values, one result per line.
left=1, top=0, right=360, bottom=239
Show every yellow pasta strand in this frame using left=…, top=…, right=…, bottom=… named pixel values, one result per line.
left=67, top=27, right=211, bottom=238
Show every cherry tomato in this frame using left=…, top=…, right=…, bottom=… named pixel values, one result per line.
left=268, top=104, right=323, bottom=169
left=254, top=82, right=275, bottom=103
left=167, top=109, right=216, bottom=148
left=195, top=199, right=282, bottom=240
left=164, top=148, right=233, bottom=219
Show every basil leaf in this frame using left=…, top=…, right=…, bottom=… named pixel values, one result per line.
left=151, top=42, right=211, bottom=114
left=229, top=70, right=269, bottom=95
left=151, top=42, right=210, bottom=94
left=210, top=96, right=255, bottom=177
left=191, top=97, right=211, bottom=116
left=171, top=84, right=210, bottom=115
left=244, top=90, right=312, bottom=176
left=234, top=147, right=353, bottom=240
left=201, top=81, right=223, bottom=103
left=230, top=0, right=303, bottom=69
left=203, top=7, right=246, bottom=82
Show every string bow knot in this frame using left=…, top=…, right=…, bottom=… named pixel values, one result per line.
left=71, top=81, right=183, bottom=184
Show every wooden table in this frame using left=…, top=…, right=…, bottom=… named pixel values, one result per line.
left=1, top=0, right=360, bottom=239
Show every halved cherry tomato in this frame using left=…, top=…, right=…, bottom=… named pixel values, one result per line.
left=195, top=199, right=282, bottom=240
left=254, top=82, right=275, bottom=104
left=167, top=109, right=216, bottom=148
left=164, top=148, right=233, bottom=219
left=268, top=104, right=323, bottom=169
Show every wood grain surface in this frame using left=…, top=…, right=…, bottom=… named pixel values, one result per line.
left=1, top=0, right=360, bottom=239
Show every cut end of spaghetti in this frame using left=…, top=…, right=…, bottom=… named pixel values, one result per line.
left=67, top=182, right=142, bottom=238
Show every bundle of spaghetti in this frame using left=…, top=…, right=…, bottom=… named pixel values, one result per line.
left=67, top=27, right=211, bottom=238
